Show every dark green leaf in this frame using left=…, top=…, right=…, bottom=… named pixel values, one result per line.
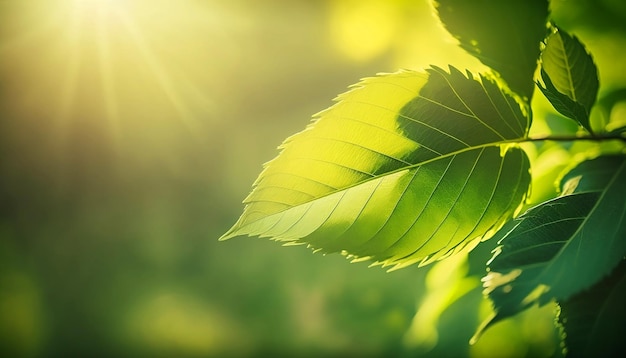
left=538, top=28, right=599, bottom=133
left=537, top=69, right=588, bottom=128
left=221, top=66, right=531, bottom=270
left=476, top=155, right=626, bottom=339
left=558, top=260, right=626, bottom=357
left=434, top=0, right=549, bottom=100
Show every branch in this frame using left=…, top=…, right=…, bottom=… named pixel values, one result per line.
left=524, top=133, right=626, bottom=143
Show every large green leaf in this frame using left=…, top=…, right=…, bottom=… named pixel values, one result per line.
left=538, top=27, right=599, bottom=133
left=477, top=155, right=626, bottom=337
left=558, top=260, right=626, bottom=357
left=434, top=0, right=549, bottom=100
left=221, top=66, right=531, bottom=269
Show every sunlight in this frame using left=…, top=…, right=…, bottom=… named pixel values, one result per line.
left=328, top=0, right=400, bottom=62
left=327, top=0, right=486, bottom=71
left=72, top=0, right=119, bottom=7
left=47, top=0, right=129, bottom=152
left=60, top=0, right=202, bottom=135
left=0, top=0, right=231, bottom=175
left=116, top=8, right=200, bottom=133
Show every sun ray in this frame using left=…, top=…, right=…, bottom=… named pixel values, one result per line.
left=114, top=5, right=201, bottom=135
left=56, top=1, right=85, bottom=147
left=0, top=3, right=62, bottom=54
left=95, top=2, right=121, bottom=151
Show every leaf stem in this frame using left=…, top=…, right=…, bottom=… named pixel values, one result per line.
left=524, top=134, right=626, bottom=143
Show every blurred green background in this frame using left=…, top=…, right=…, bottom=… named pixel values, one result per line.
left=1, top=0, right=625, bottom=356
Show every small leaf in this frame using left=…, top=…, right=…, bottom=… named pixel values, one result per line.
left=558, top=260, right=626, bottom=357
left=434, top=0, right=549, bottom=100
left=477, top=155, right=626, bottom=337
left=221, top=66, right=531, bottom=270
left=537, top=69, right=588, bottom=127
left=538, top=27, right=599, bottom=133
left=594, top=88, right=626, bottom=134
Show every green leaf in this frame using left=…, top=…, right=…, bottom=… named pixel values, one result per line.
left=558, top=260, right=626, bottom=357
left=434, top=0, right=549, bottom=100
left=594, top=88, right=626, bottom=134
left=404, top=252, right=479, bottom=350
left=477, top=155, right=626, bottom=339
left=537, top=69, right=589, bottom=129
left=538, top=27, right=599, bottom=133
left=221, top=66, right=531, bottom=270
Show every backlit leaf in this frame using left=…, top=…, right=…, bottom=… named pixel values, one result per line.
left=477, top=155, right=626, bottom=338
left=538, top=27, right=599, bottom=133
left=594, top=88, right=626, bottom=134
left=221, top=66, right=531, bottom=270
left=434, top=0, right=549, bottom=100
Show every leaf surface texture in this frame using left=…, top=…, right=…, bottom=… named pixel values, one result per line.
left=558, top=261, right=626, bottom=357
left=221, top=67, right=531, bottom=269
left=480, top=155, right=626, bottom=334
left=538, top=28, right=599, bottom=132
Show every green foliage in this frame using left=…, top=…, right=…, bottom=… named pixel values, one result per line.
left=222, top=0, right=626, bottom=355
left=220, top=67, right=531, bottom=269
left=558, top=261, right=626, bottom=357
left=538, top=27, right=599, bottom=132
left=479, top=155, right=626, bottom=337
left=595, top=88, right=626, bottom=134
left=434, top=0, right=549, bottom=100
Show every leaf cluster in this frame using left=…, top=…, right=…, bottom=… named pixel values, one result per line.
left=222, top=0, right=626, bottom=355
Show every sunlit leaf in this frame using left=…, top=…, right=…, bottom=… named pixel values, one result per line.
left=434, top=0, right=549, bottom=100
left=404, top=252, right=479, bottom=350
left=558, top=260, right=626, bottom=357
left=476, top=155, right=626, bottom=338
left=593, top=88, right=626, bottom=134
left=538, top=27, right=599, bottom=133
left=221, top=66, right=531, bottom=269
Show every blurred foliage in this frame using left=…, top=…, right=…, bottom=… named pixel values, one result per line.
left=0, top=0, right=624, bottom=356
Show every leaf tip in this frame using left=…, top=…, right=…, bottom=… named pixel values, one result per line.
left=470, top=311, right=497, bottom=345
left=218, top=233, right=234, bottom=241
left=218, top=226, right=240, bottom=241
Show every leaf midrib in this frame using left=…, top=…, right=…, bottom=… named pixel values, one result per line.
left=234, top=140, right=525, bottom=234
left=554, top=32, right=577, bottom=101
left=529, top=159, right=626, bottom=294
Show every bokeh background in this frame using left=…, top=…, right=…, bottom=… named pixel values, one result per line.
left=1, top=0, right=625, bottom=356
